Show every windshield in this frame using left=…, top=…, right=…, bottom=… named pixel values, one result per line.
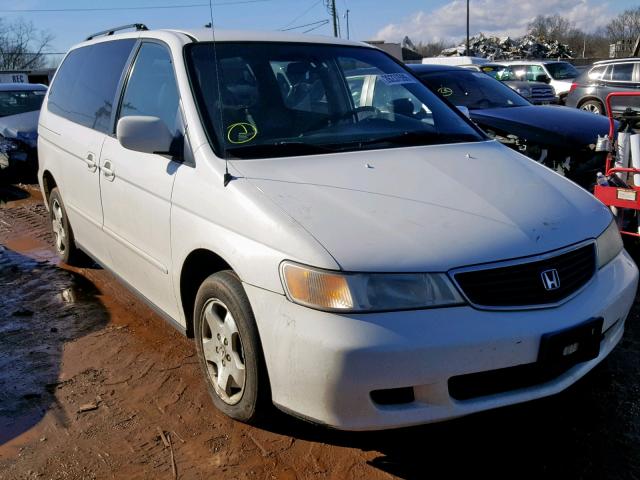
left=185, top=43, right=484, bottom=159
left=480, top=65, right=518, bottom=81
left=0, top=89, right=45, bottom=117
left=415, top=70, right=530, bottom=110
left=545, top=62, right=578, bottom=80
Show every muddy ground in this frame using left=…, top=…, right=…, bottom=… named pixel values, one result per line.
left=0, top=184, right=638, bottom=480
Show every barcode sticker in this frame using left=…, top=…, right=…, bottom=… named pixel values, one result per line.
left=617, top=189, right=637, bottom=201
left=378, top=73, right=416, bottom=86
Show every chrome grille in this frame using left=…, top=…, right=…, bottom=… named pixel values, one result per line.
left=530, top=86, right=555, bottom=101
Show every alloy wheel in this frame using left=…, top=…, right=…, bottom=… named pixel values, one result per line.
left=51, top=198, right=66, bottom=254
left=200, top=298, right=246, bottom=405
left=581, top=103, right=601, bottom=115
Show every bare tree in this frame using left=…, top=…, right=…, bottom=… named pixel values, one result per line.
left=528, top=15, right=573, bottom=41
left=0, top=19, right=54, bottom=70
left=606, top=7, right=640, bottom=45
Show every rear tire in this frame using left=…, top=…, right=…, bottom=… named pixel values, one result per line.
left=579, top=99, right=605, bottom=115
left=194, top=270, right=270, bottom=423
left=48, top=187, right=81, bottom=265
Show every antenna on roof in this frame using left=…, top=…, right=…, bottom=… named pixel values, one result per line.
left=207, top=0, right=232, bottom=187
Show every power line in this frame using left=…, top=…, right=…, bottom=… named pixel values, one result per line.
left=0, top=1, right=271, bottom=13
left=281, top=19, right=327, bottom=32
left=303, top=19, right=329, bottom=33
left=280, top=0, right=322, bottom=30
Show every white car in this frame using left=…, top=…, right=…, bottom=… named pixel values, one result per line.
left=497, top=60, right=580, bottom=102
left=38, top=25, right=638, bottom=431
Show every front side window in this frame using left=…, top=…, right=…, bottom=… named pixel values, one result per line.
left=544, top=62, right=579, bottom=80
left=185, top=42, right=484, bottom=159
left=47, top=39, right=135, bottom=133
left=513, top=65, right=547, bottom=82
left=0, top=89, right=45, bottom=117
left=610, top=63, right=634, bottom=82
left=346, top=75, right=367, bottom=107
left=119, top=42, right=180, bottom=134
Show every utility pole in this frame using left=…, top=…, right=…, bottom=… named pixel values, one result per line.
left=466, top=0, right=470, bottom=56
left=331, top=0, right=338, bottom=37
left=345, top=9, right=350, bottom=39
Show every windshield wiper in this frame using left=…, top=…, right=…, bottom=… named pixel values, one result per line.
left=226, top=141, right=336, bottom=159
left=329, top=131, right=438, bottom=149
left=328, top=130, right=478, bottom=150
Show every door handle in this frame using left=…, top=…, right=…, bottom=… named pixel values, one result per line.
left=84, top=152, right=97, bottom=172
left=102, top=160, right=115, bottom=181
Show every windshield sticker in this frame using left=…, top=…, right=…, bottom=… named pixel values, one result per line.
left=437, top=87, right=453, bottom=97
left=227, top=122, right=258, bottom=144
left=378, top=73, right=416, bottom=86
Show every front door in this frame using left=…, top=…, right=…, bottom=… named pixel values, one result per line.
left=99, top=41, right=182, bottom=319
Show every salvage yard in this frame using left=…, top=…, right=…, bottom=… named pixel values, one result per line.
left=0, top=184, right=639, bottom=480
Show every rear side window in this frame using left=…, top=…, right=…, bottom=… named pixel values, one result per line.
left=48, top=39, right=135, bottom=133
left=610, top=63, right=634, bottom=82
left=588, top=65, right=606, bottom=81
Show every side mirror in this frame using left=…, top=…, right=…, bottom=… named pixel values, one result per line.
left=116, top=116, right=174, bottom=155
left=536, top=74, right=551, bottom=84
left=456, top=105, right=471, bottom=118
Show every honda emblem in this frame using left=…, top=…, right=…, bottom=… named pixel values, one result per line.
left=541, top=269, right=561, bottom=291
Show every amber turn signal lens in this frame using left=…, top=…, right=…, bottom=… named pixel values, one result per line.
left=281, top=263, right=353, bottom=310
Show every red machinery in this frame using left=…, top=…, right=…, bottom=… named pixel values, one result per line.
left=593, top=92, right=640, bottom=237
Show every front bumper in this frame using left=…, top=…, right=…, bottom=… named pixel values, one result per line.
left=246, top=250, right=637, bottom=431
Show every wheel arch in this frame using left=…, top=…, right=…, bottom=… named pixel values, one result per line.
left=179, top=248, right=233, bottom=337
left=41, top=170, right=58, bottom=206
left=577, top=96, right=605, bottom=112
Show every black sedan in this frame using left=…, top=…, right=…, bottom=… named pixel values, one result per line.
left=408, top=64, right=611, bottom=188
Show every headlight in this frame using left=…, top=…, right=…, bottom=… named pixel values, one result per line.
left=280, top=261, right=464, bottom=312
left=515, top=87, right=531, bottom=97
left=596, top=220, right=623, bottom=268
left=0, top=138, right=19, bottom=154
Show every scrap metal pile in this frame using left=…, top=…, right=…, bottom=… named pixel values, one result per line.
left=440, top=33, right=574, bottom=59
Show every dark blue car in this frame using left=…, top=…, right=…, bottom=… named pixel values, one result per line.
left=408, top=64, right=611, bottom=188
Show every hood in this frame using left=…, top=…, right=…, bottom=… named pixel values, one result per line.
left=0, top=110, right=39, bottom=148
left=470, top=105, right=610, bottom=147
left=234, top=141, right=611, bottom=272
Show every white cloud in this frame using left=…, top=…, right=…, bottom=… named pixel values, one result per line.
left=374, top=0, right=610, bottom=43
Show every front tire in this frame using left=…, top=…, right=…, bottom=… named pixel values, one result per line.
left=194, top=270, right=269, bottom=423
left=49, top=187, right=81, bottom=265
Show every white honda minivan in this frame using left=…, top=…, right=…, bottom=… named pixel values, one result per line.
left=38, top=25, right=638, bottom=431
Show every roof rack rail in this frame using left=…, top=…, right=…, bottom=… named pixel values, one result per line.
left=86, top=23, right=148, bottom=41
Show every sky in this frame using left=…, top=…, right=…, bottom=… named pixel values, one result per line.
left=3, top=0, right=638, bottom=56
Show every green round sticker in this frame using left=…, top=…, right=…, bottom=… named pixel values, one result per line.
left=227, top=122, right=258, bottom=144
left=438, top=87, right=453, bottom=97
